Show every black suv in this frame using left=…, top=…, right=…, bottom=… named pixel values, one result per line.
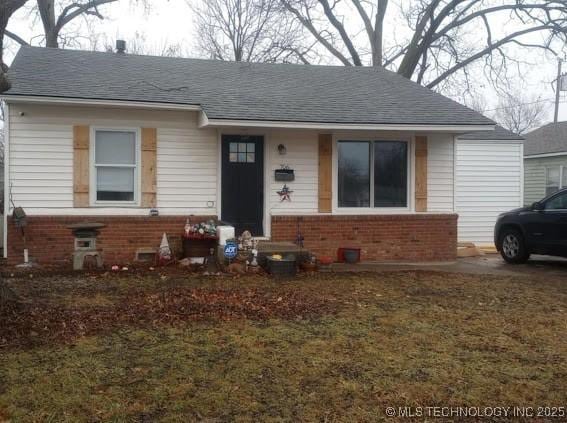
left=495, top=188, right=567, bottom=263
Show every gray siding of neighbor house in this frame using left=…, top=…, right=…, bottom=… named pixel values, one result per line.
left=524, top=155, right=567, bottom=205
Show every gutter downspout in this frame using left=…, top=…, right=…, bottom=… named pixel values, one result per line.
left=3, top=101, right=9, bottom=258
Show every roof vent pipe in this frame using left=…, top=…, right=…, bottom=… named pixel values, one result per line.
left=116, top=40, right=126, bottom=54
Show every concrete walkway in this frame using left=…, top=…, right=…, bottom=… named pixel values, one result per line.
left=330, top=254, right=567, bottom=279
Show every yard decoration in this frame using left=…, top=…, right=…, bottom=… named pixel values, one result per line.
left=184, top=219, right=218, bottom=238
left=183, top=219, right=219, bottom=258
left=277, top=184, right=293, bottom=202
left=204, top=248, right=222, bottom=275
left=158, top=233, right=174, bottom=266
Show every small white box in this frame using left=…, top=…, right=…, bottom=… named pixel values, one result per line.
left=218, top=226, right=235, bottom=246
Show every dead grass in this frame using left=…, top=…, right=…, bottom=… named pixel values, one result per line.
left=1, top=270, right=566, bottom=421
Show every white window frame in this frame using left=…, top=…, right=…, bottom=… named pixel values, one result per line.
left=90, top=127, right=141, bottom=207
left=545, top=165, right=564, bottom=197
left=332, top=135, right=413, bottom=214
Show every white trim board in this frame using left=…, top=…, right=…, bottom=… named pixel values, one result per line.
left=1, top=95, right=201, bottom=111
left=525, top=152, right=567, bottom=159
left=3, top=96, right=495, bottom=133
left=200, top=113, right=495, bottom=133
left=3, top=102, right=9, bottom=258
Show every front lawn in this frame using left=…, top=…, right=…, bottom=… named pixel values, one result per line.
left=1, top=270, right=566, bottom=421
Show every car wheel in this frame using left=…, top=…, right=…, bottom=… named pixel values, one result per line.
left=499, top=228, right=530, bottom=264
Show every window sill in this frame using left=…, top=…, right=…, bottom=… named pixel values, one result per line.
left=91, top=201, right=141, bottom=208
left=333, top=207, right=412, bottom=215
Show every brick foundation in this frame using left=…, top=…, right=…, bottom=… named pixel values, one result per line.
left=6, top=216, right=215, bottom=267
left=271, top=214, right=457, bottom=262
left=6, top=213, right=457, bottom=267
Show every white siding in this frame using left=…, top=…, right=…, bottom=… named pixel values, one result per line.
left=456, top=140, right=523, bottom=245
left=266, top=130, right=318, bottom=214
left=427, top=134, right=454, bottom=212
left=523, top=156, right=567, bottom=205
left=8, top=102, right=463, bottom=237
left=8, top=104, right=218, bottom=215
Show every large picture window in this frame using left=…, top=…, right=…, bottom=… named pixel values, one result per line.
left=338, top=140, right=408, bottom=208
left=93, top=130, right=138, bottom=203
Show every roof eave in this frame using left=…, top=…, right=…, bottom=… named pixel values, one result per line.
left=200, top=114, right=495, bottom=132
left=524, top=151, right=567, bottom=159
left=0, top=94, right=202, bottom=111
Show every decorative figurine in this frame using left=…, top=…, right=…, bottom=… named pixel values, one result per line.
left=277, top=184, right=293, bottom=202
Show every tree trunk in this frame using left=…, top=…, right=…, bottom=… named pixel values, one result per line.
left=37, top=0, right=58, bottom=48
left=45, top=30, right=58, bottom=48
left=0, top=0, right=28, bottom=91
left=372, top=0, right=388, bottom=67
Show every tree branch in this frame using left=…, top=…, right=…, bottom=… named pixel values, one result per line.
left=318, top=0, right=362, bottom=65
left=5, top=29, right=28, bottom=46
left=280, top=0, right=353, bottom=65
left=426, top=24, right=564, bottom=89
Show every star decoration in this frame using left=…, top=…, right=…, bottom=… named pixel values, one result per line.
left=277, top=184, right=293, bottom=202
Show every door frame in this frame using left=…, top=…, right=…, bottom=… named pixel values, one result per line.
left=217, top=129, right=271, bottom=238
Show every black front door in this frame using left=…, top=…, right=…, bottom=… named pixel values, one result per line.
left=221, top=135, right=264, bottom=236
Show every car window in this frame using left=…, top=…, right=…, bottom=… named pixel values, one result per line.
left=545, top=192, right=567, bottom=210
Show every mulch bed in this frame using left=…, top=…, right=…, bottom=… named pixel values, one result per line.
left=0, top=287, right=334, bottom=349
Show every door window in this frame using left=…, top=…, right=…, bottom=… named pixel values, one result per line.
left=229, top=142, right=256, bottom=163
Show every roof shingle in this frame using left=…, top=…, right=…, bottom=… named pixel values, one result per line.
left=458, top=125, right=523, bottom=141
left=4, top=46, right=494, bottom=127
left=524, top=122, right=567, bottom=156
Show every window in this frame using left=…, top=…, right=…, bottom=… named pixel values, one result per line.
left=93, top=129, right=138, bottom=203
left=338, top=140, right=408, bottom=208
left=545, top=191, right=567, bottom=210
left=229, top=142, right=255, bottom=163
left=545, top=165, right=567, bottom=197
left=545, top=167, right=560, bottom=197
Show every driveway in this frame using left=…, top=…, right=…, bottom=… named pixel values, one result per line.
left=331, top=254, right=567, bottom=279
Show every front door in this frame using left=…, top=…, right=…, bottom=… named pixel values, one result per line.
left=221, top=135, right=264, bottom=236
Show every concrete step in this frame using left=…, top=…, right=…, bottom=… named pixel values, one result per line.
left=257, top=241, right=310, bottom=265
left=257, top=241, right=303, bottom=253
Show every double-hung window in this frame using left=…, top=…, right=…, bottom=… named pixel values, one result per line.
left=93, top=129, right=139, bottom=204
left=338, top=140, right=408, bottom=208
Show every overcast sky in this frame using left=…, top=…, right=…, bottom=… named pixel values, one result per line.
left=4, top=0, right=567, bottom=123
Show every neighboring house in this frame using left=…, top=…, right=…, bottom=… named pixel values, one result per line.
left=456, top=126, right=524, bottom=246
left=1, top=46, right=497, bottom=266
left=524, top=122, right=567, bottom=205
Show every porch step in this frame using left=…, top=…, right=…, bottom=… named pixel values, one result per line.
left=256, top=241, right=310, bottom=265
left=257, top=241, right=302, bottom=253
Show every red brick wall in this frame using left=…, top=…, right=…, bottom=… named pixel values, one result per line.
left=6, top=214, right=457, bottom=266
left=271, top=214, right=458, bottom=262
left=6, top=216, right=215, bottom=267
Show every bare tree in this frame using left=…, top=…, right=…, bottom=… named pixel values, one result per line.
left=494, top=90, right=547, bottom=135
left=35, top=0, right=119, bottom=48
left=280, top=0, right=567, bottom=88
left=191, top=0, right=312, bottom=63
left=0, top=0, right=28, bottom=91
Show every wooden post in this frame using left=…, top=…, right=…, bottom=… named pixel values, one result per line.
left=141, top=128, right=157, bottom=208
left=318, top=134, right=332, bottom=213
left=73, top=125, right=90, bottom=207
left=415, top=136, right=428, bottom=212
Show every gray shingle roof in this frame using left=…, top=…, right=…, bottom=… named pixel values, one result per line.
left=458, top=125, right=523, bottom=141
left=524, top=122, right=567, bottom=156
left=4, top=46, right=494, bottom=127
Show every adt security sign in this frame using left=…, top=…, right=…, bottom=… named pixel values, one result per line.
left=224, top=242, right=238, bottom=260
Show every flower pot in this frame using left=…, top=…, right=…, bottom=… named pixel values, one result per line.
left=343, top=248, right=360, bottom=264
